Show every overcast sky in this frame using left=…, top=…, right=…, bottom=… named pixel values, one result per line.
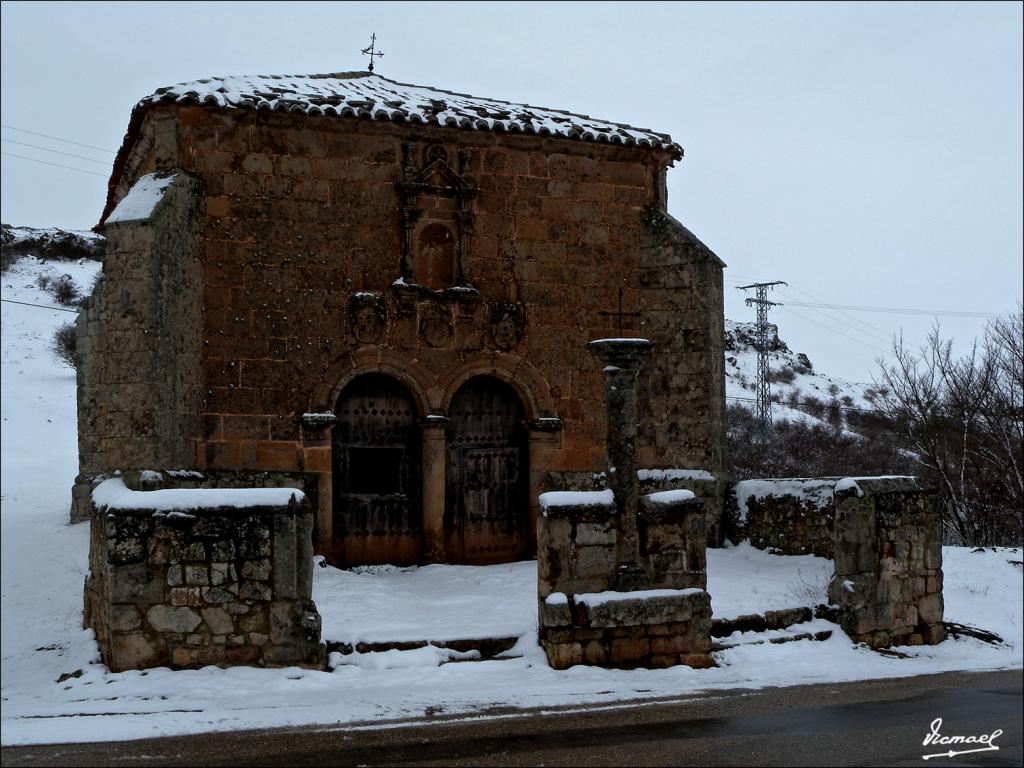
left=2, top=1, right=1021, bottom=382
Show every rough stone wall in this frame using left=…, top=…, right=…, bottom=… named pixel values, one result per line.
left=86, top=103, right=725, bottom=556
left=638, top=210, right=726, bottom=476
left=73, top=171, right=203, bottom=521
left=537, top=492, right=712, bottom=669
left=730, top=478, right=839, bottom=558
left=828, top=477, right=945, bottom=648
left=84, top=474, right=323, bottom=671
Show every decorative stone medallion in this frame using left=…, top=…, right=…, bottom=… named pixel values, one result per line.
left=490, top=303, right=526, bottom=351
left=418, top=303, right=453, bottom=348
left=349, top=293, right=386, bottom=344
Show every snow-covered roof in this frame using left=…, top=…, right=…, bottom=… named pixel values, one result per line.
left=99, top=70, right=683, bottom=227
left=141, top=71, right=682, bottom=155
left=105, top=171, right=178, bottom=225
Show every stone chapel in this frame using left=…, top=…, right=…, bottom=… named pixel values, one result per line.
left=74, top=70, right=727, bottom=568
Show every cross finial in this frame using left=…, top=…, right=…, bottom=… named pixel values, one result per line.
left=361, top=33, right=384, bottom=72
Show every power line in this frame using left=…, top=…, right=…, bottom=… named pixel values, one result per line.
left=0, top=152, right=108, bottom=177
left=1, top=138, right=111, bottom=166
left=778, top=285, right=891, bottom=340
left=726, top=278, right=891, bottom=348
left=777, top=300, right=1003, bottom=319
left=778, top=283, right=897, bottom=338
left=0, top=123, right=115, bottom=154
left=727, top=276, right=1002, bottom=321
left=778, top=305, right=888, bottom=354
left=727, top=276, right=898, bottom=348
left=777, top=290, right=892, bottom=345
left=0, top=298, right=80, bottom=313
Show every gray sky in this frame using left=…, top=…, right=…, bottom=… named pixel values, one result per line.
left=2, top=1, right=1021, bottom=382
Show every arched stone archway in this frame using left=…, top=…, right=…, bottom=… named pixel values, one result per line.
left=311, top=349, right=434, bottom=419
left=332, top=373, right=422, bottom=566
left=444, top=376, right=529, bottom=563
left=438, top=353, right=555, bottom=421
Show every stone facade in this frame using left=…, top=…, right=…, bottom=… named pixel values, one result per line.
left=828, top=477, right=945, bottom=649
left=84, top=471, right=323, bottom=671
left=75, top=71, right=726, bottom=568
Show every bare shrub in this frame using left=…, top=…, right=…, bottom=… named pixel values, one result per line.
left=784, top=569, right=830, bottom=606
left=801, top=394, right=826, bottom=420
left=36, top=274, right=51, bottom=291
left=50, top=274, right=80, bottom=306
left=51, top=322, right=79, bottom=370
left=826, top=398, right=843, bottom=429
left=769, top=366, right=797, bottom=385
left=724, top=403, right=913, bottom=481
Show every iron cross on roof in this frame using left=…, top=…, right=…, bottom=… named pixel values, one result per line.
left=361, top=33, right=384, bottom=72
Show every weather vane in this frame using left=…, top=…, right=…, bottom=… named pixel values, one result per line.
left=361, top=33, right=384, bottom=72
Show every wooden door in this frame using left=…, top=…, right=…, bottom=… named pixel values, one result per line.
left=446, top=377, right=527, bottom=563
left=333, top=374, right=422, bottom=566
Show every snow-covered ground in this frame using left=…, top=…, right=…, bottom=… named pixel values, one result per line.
left=1, top=252, right=1021, bottom=746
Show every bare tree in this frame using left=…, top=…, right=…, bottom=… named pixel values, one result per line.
left=871, top=308, right=1024, bottom=545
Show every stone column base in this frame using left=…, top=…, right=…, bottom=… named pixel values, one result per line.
left=540, top=589, right=714, bottom=670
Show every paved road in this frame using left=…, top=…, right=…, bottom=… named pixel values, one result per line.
left=2, top=669, right=1021, bottom=767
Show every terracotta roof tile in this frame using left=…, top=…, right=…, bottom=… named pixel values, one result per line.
left=142, top=71, right=682, bottom=155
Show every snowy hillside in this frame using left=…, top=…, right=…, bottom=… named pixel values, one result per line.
left=724, top=319, right=874, bottom=427
left=1, top=249, right=101, bottom=511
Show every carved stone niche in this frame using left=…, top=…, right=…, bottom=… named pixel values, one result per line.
left=490, top=302, right=527, bottom=351
left=349, top=292, right=386, bottom=345
left=393, top=142, right=480, bottom=316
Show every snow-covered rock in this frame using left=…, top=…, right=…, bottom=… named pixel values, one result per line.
left=1, top=224, right=104, bottom=269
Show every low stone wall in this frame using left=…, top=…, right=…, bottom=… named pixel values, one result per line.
left=828, top=477, right=945, bottom=648
left=541, top=468, right=726, bottom=547
left=537, top=489, right=712, bottom=669
left=729, top=478, right=840, bottom=558
left=84, top=474, right=324, bottom=671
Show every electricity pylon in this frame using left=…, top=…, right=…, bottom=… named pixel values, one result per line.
left=736, top=281, right=786, bottom=441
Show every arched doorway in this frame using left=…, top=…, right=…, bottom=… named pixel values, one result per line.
left=333, top=374, right=422, bottom=566
left=445, top=376, right=528, bottom=563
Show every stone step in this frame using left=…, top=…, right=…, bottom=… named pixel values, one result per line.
left=711, top=606, right=813, bottom=637
left=326, top=636, right=520, bottom=661
left=711, top=623, right=833, bottom=651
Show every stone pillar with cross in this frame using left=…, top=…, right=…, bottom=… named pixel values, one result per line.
left=534, top=337, right=714, bottom=670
